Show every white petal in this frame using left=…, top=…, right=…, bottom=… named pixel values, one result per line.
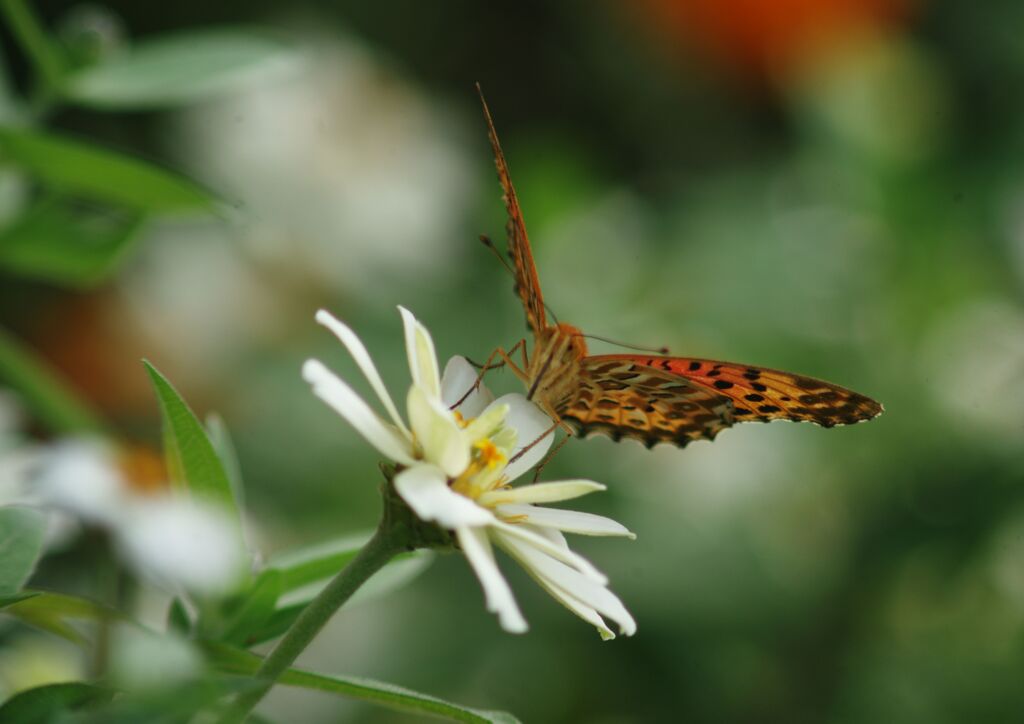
left=456, top=526, right=527, bottom=634
left=303, top=359, right=416, bottom=465
left=34, top=439, right=127, bottom=526
left=497, top=504, right=636, bottom=538
left=440, top=356, right=494, bottom=418
left=489, top=519, right=607, bottom=584
left=496, top=550, right=614, bottom=639
left=526, top=523, right=568, bottom=549
left=117, top=497, right=247, bottom=596
left=478, top=480, right=605, bottom=507
left=495, top=531, right=636, bottom=637
left=460, top=402, right=509, bottom=444
left=543, top=586, right=616, bottom=641
left=314, top=309, right=410, bottom=437
left=399, top=306, right=441, bottom=400
left=407, top=386, right=470, bottom=477
left=499, top=395, right=555, bottom=482
left=394, top=465, right=494, bottom=528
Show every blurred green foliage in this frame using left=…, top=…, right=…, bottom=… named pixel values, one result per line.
left=2, top=0, right=1023, bottom=722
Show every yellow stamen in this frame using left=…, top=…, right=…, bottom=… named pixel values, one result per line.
left=474, top=439, right=506, bottom=469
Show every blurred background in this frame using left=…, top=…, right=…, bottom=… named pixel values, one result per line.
left=2, top=1, right=1024, bottom=722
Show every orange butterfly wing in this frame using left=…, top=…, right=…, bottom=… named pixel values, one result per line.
left=586, top=355, right=883, bottom=428
left=477, top=85, right=547, bottom=338
left=556, top=357, right=735, bottom=448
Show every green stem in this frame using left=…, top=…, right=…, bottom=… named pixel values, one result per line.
left=0, top=0, right=65, bottom=96
left=216, top=524, right=406, bottom=723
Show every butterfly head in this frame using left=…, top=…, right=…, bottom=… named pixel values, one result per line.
left=556, top=323, right=588, bottom=358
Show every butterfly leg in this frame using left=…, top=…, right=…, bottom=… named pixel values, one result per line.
left=531, top=434, right=572, bottom=482
left=465, top=356, right=504, bottom=370
left=508, top=418, right=561, bottom=467
left=450, top=340, right=527, bottom=410
left=496, top=340, right=529, bottom=383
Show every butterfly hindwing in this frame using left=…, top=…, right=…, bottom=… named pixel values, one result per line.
left=586, top=355, right=883, bottom=428
left=477, top=86, right=547, bottom=338
left=556, top=357, right=735, bottom=448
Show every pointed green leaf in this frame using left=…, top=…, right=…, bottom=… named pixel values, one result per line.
left=2, top=591, right=119, bottom=645
left=0, top=592, right=39, bottom=609
left=0, top=127, right=216, bottom=212
left=0, top=682, right=113, bottom=723
left=250, top=552, right=432, bottom=646
left=0, top=506, right=47, bottom=595
left=0, top=195, right=146, bottom=286
left=142, top=361, right=240, bottom=517
left=0, top=327, right=103, bottom=435
left=205, top=642, right=520, bottom=724
left=206, top=413, right=244, bottom=512
left=264, top=531, right=373, bottom=592
left=220, top=569, right=282, bottom=646
left=243, top=534, right=431, bottom=645
left=65, top=30, right=299, bottom=110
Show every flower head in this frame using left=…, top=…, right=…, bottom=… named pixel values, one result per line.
left=32, top=439, right=247, bottom=597
left=303, top=307, right=636, bottom=638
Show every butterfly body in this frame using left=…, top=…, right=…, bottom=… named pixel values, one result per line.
left=524, top=323, right=587, bottom=410
left=477, top=86, right=882, bottom=449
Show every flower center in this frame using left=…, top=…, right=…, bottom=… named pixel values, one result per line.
left=117, top=444, right=168, bottom=495
left=450, top=437, right=508, bottom=500
left=475, top=439, right=504, bottom=469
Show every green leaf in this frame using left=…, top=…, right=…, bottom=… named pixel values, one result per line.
left=2, top=591, right=118, bottom=645
left=0, top=195, right=146, bottom=286
left=205, top=642, right=520, bottom=724
left=220, top=569, right=282, bottom=646
left=264, top=531, right=373, bottom=592
left=206, top=413, right=244, bottom=513
left=142, top=361, right=241, bottom=518
left=249, top=552, right=432, bottom=646
left=0, top=506, right=47, bottom=595
left=0, top=326, right=103, bottom=435
left=0, top=682, right=113, bottom=723
left=65, top=30, right=299, bottom=110
left=56, top=677, right=253, bottom=724
left=242, top=534, right=432, bottom=645
left=0, top=127, right=216, bottom=212
left=167, top=597, right=191, bottom=635
left=0, top=592, right=39, bottom=609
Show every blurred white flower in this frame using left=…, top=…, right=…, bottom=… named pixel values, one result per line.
left=0, top=391, right=41, bottom=508
left=34, top=439, right=246, bottom=597
left=0, top=391, right=76, bottom=547
left=303, top=308, right=636, bottom=638
left=174, top=36, right=473, bottom=300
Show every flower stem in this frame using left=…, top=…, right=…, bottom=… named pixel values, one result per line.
left=215, top=523, right=406, bottom=723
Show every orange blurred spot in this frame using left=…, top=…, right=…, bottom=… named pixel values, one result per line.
left=117, top=443, right=167, bottom=495
left=634, top=0, right=917, bottom=80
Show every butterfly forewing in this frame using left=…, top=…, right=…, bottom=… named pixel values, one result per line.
left=586, top=355, right=883, bottom=428
left=477, top=87, right=547, bottom=338
left=476, top=90, right=882, bottom=452
left=556, top=357, right=735, bottom=448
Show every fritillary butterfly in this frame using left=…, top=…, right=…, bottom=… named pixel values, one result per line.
left=476, top=86, right=882, bottom=449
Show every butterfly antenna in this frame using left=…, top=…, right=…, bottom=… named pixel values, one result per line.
left=479, top=235, right=561, bottom=324
left=479, top=234, right=515, bottom=275
left=577, top=334, right=670, bottom=355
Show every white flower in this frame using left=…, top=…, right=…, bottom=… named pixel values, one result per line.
left=303, top=307, right=636, bottom=639
left=32, top=439, right=246, bottom=597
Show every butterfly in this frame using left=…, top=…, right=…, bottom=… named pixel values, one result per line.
left=475, top=86, right=883, bottom=450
